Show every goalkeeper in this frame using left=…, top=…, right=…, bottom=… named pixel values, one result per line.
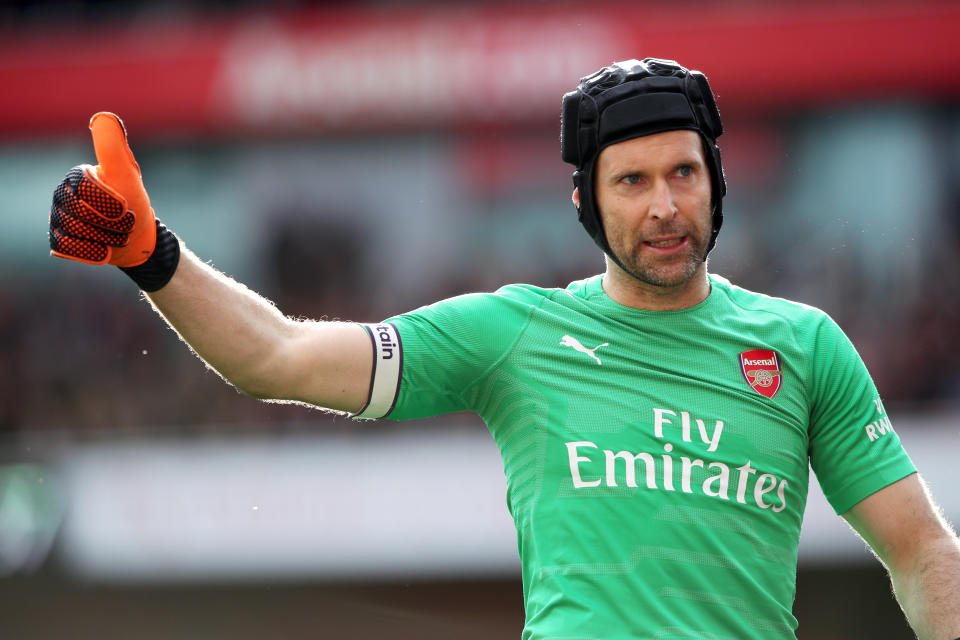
left=48, top=59, right=960, bottom=639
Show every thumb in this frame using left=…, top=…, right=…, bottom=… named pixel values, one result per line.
left=88, top=112, right=151, bottom=214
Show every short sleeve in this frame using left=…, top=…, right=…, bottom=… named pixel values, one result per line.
left=807, top=314, right=916, bottom=514
left=356, top=288, right=539, bottom=420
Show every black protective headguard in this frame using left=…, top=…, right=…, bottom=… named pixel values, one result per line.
left=560, top=58, right=726, bottom=260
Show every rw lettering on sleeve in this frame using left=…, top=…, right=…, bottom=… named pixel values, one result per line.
left=863, top=396, right=894, bottom=442
left=864, top=415, right=894, bottom=442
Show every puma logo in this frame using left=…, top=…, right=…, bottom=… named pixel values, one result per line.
left=560, top=335, right=609, bottom=365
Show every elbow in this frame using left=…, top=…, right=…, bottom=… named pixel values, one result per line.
left=237, top=384, right=276, bottom=401
left=230, top=369, right=290, bottom=401
left=219, top=356, right=289, bottom=402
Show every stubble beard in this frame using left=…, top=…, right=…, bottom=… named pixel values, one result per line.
left=610, top=226, right=710, bottom=290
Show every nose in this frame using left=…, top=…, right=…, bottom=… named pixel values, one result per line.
left=647, top=179, right=678, bottom=221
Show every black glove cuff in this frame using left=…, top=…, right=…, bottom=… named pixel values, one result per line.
left=119, top=220, right=181, bottom=292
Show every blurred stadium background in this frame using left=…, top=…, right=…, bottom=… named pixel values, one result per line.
left=1, top=0, right=959, bottom=638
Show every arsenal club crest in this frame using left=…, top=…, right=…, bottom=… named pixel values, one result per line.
left=739, top=349, right=782, bottom=399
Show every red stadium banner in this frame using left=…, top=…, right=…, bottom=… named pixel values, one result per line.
left=2, top=1, right=959, bottom=140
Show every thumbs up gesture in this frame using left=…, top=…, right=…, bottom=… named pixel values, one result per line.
left=49, top=112, right=157, bottom=267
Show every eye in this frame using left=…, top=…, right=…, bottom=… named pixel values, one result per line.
left=675, top=165, right=693, bottom=178
left=620, top=174, right=641, bottom=185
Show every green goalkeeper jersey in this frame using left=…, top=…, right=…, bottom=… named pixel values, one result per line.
left=355, top=273, right=915, bottom=640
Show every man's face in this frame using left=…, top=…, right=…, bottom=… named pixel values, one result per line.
left=591, top=129, right=713, bottom=289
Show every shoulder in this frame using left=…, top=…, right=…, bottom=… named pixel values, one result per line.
left=417, top=280, right=592, bottom=313
left=492, top=282, right=571, bottom=305
left=710, top=273, right=833, bottom=329
left=709, top=275, right=858, bottom=376
left=388, top=282, right=566, bottom=330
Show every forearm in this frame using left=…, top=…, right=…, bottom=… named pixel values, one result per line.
left=143, top=245, right=296, bottom=397
left=141, top=243, right=369, bottom=415
left=890, top=532, right=960, bottom=639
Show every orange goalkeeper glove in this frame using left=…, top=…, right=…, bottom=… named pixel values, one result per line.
left=49, top=112, right=180, bottom=291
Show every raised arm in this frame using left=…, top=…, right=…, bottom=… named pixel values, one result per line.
left=49, top=112, right=373, bottom=414
left=841, top=473, right=960, bottom=639
left=145, top=248, right=372, bottom=411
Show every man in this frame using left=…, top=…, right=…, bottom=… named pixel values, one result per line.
left=48, top=58, right=959, bottom=639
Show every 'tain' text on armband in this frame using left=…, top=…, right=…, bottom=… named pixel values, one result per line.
left=353, top=323, right=402, bottom=420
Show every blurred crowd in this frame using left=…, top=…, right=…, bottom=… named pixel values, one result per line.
left=2, top=178, right=958, bottom=437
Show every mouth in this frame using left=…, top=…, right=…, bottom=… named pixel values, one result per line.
left=642, top=235, right=689, bottom=254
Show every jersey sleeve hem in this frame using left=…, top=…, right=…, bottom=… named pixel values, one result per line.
left=351, top=323, right=402, bottom=420
left=824, top=457, right=917, bottom=515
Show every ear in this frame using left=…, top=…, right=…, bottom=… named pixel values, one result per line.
left=572, top=187, right=581, bottom=209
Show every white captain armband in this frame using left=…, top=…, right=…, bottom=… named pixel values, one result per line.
left=352, top=323, right=403, bottom=419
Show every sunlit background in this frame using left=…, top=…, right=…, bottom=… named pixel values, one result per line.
left=1, top=1, right=959, bottom=638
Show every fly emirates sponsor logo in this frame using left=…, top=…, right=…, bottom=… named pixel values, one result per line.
left=565, top=408, right=788, bottom=512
